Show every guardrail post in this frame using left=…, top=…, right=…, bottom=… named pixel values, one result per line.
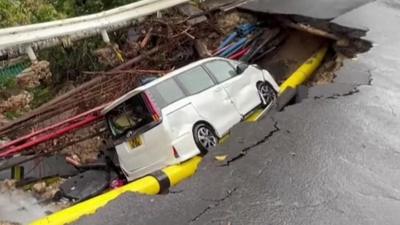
left=101, top=30, right=111, bottom=44
left=25, top=46, right=37, bottom=63
left=157, top=11, right=163, bottom=18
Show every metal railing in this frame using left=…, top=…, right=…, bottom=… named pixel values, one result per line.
left=0, top=0, right=189, bottom=58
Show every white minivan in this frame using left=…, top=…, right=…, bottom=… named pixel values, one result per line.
left=102, top=57, right=279, bottom=181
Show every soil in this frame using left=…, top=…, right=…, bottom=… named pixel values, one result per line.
left=310, top=53, right=345, bottom=85
left=258, top=29, right=329, bottom=82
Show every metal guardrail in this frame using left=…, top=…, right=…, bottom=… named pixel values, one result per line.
left=0, top=0, right=189, bottom=58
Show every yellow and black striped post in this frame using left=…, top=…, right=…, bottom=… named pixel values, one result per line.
left=11, top=166, right=24, bottom=181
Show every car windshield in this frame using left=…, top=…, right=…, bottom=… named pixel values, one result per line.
left=106, top=93, right=153, bottom=137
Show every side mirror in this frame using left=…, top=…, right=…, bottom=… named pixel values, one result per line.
left=236, top=63, right=249, bottom=75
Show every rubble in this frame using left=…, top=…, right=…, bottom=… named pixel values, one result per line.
left=216, top=11, right=256, bottom=34
left=32, top=181, right=47, bottom=194
left=178, top=3, right=208, bottom=25
left=61, top=135, right=105, bottom=164
left=35, top=178, right=64, bottom=201
left=0, top=90, right=33, bottom=114
left=16, top=61, right=52, bottom=89
left=93, top=44, right=124, bottom=67
left=310, top=54, right=345, bottom=85
left=0, top=179, right=16, bottom=193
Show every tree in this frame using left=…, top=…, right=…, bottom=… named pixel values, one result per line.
left=0, top=0, right=64, bottom=28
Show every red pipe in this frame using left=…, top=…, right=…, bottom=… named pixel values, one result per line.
left=0, top=114, right=103, bottom=159
left=0, top=104, right=108, bottom=151
left=229, top=47, right=250, bottom=60
left=212, top=43, right=235, bottom=56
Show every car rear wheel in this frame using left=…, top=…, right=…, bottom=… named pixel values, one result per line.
left=257, top=82, right=277, bottom=107
left=193, top=123, right=218, bottom=154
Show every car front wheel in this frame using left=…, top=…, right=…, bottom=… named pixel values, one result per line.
left=257, top=82, right=277, bottom=107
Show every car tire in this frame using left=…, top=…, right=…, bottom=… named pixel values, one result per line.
left=193, top=123, right=218, bottom=154
left=257, top=82, right=277, bottom=107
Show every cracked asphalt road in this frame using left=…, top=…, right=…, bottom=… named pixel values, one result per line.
left=75, top=0, right=400, bottom=224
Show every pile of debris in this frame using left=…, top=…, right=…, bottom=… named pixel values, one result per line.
left=16, top=61, right=52, bottom=89
left=0, top=60, right=52, bottom=122
left=93, top=44, right=124, bottom=67
left=0, top=178, right=63, bottom=202
left=0, top=91, right=33, bottom=115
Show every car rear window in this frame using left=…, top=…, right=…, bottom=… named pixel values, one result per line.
left=106, top=93, right=154, bottom=137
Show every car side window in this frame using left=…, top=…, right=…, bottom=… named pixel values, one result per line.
left=205, top=60, right=236, bottom=83
left=148, top=78, right=185, bottom=108
left=175, top=66, right=215, bottom=95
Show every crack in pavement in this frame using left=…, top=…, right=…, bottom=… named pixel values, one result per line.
left=224, top=120, right=280, bottom=166
left=189, top=187, right=238, bottom=223
left=326, top=88, right=360, bottom=99
left=293, top=195, right=339, bottom=210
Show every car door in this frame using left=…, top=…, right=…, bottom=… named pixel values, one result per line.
left=204, top=60, right=261, bottom=115
left=174, top=66, right=241, bottom=136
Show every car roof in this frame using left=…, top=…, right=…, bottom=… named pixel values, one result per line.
left=101, top=57, right=229, bottom=115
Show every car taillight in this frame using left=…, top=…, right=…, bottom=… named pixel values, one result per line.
left=172, top=146, right=180, bottom=158
left=143, top=91, right=161, bottom=121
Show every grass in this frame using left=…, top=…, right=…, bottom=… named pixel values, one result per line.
left=3, top=110, right=22, bottom=120
left=29, top=86, right=54, bottom=109
left=0, top=76, right=18, bottom=91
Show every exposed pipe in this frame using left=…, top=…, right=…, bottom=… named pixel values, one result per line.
left=0, top=114, right=103, bottom=159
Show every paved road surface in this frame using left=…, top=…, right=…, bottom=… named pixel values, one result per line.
left=76, top=0, right=400, bottom=224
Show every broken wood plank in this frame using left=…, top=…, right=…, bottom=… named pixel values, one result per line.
left=140, top=28, right=153, bottom=49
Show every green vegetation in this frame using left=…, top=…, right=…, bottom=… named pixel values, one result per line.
left=29, top=86, right=54, bottom=109
left=0, top=76, right=17, bottom=91
left=0, top=0, right=61, bottom=28
left=3, top=110, right=22, bottom=120
left=0, top=76, right=18, bottom=102
left=0, top=0, right=140, bottom=28
left=39, top=37, right=107, bottom=85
